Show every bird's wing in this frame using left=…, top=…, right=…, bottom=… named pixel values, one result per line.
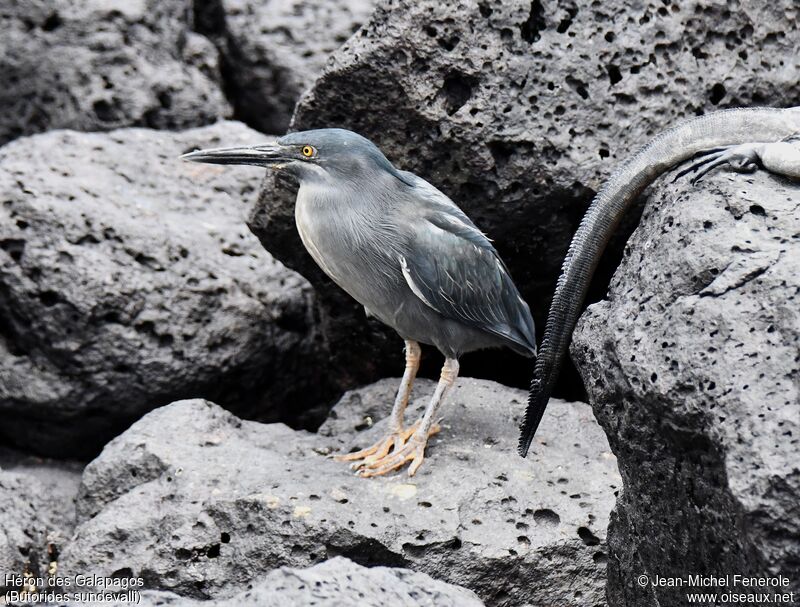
left=397, top=176, right=536, bottom=356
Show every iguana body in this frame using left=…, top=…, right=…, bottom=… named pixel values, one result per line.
left=519, top=106, right=800, bottom=456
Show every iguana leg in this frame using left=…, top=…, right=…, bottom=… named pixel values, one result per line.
left=677, top=136, right=800, bottom=183
left=335, top=340, right=421, bottom=463
left=760, top=135, right=800, bottom=179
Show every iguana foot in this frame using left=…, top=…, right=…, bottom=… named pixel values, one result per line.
left=676, top=144, right=763, bottom=183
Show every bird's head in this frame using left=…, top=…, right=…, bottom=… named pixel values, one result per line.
left=181, top=128, right=403, bottom=187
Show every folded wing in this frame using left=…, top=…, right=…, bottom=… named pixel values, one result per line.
left=399, top=192, right=536, bottom=357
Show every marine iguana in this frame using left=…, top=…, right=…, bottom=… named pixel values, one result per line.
left=520, top=106, right=800, bottom=456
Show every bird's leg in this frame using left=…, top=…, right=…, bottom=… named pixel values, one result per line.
left=334, top=340, right=423, bottom=463
left=358, top=358, right=459, bottom=478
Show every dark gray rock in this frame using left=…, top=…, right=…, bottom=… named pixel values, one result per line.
left=571, top=170, right=800, bottom=606
left=194, top=0, right=375, bottom=134
left=249, top=0, right=800, bottom=395
left=0, top=0, right=230, bottom=145
left=0, top=122, right=323, bottom=458
left=60, top=379, right=620, bottom=606
left=110, top=557, right=483, bottom=607
left=0, top=452, right=82, bottom=596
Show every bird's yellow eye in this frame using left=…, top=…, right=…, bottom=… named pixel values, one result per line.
left=302, top=145, right=314, bottom=158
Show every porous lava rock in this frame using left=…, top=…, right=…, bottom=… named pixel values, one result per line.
left=60, top=378, right=620, bottom=606
left=572, top=169, right=800, bottom=605
left=0, top=122, right=321, bottom=458
left=194, top=0, right=375, bottom=134
left=117, top=557, right=484, bottom=607
left=0, top=449, right=82, bottom=596
left=0, top=0, right=230, bottom=145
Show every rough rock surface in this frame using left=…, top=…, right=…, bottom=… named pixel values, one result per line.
left=0, top=450, right=82, bottom=595
left=195, top=0, right=375, bottom=134
left=0, top=122, right=322, bottom=458
left=250, top=0, right=800, bottom=394
left=60, top=379, right=620, bottom=606
left=93, top=558, right=483, bottom=607
left=0, top=0, right=231, bottom=145
left=571, top=169, right=800, bottom=605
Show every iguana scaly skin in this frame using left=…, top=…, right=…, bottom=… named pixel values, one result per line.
left=519, top=106, right=800, bottom=457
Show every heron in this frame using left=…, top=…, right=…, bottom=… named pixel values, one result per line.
left=182, top=128, right=536, bottom=477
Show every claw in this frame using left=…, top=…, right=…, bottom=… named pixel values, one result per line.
left=675, top=143, right=762, bottom=184
left=690, top=156, right=736, bottom=183
left=334, top=433, right=399, bottom=463
left=673, top=149, right=724, bottom=182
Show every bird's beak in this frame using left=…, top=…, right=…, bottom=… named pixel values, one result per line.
left=180, top=142, right=291, bottom=167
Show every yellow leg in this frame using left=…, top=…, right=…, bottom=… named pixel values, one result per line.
left=357, top=357, right=459, bottom=478
left=334, top=340, right=421, bottom=463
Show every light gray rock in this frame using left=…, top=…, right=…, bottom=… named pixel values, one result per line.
left=0, top=0, right=230, bottom=145
left=60, top=379, right=620, bottom=606
left=0, top=122, right=322, bottom=458
left=0, top=451, right=82, bottom=596
left=99, top=557, right=483, bottom=607
left=2, top=557, right=481, bottom=606
left=571, top=170, right=800, bottom=606
left=249, top=0, right=800, bottom=398
left=194, top=0, right=375, bottom=134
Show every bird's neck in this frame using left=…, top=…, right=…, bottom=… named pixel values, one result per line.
left=296, top=177, right=395, bottom=216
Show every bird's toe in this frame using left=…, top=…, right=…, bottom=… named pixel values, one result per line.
left=338, top=417, right=441, bottom=477
left=334, top=434, right=396, bottom=463
left=407, top=448, right=427, bottom=477
left=357, top=440, right=427, bottom=478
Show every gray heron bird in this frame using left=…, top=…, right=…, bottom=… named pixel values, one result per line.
left=182, top=128, right=536, bottom=477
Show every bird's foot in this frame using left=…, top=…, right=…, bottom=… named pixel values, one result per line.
left=353, top=420, right=441, bottom=478
left=334, top=419, right=440, bottom=477
left=675, top=143, right=763, bottom=184
left=356, top=439, right=426, bottom=478
left=333, top=420, right=423, bottom=464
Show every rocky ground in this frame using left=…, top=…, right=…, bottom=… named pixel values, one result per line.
left=0, top=449, right=82, bottom=589
left=2, top=380, right=619, bottom=607
left=126, top=557, right=487, bottom=607
left=0, top=0, right=797, bottom=606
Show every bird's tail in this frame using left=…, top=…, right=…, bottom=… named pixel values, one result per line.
left=518, top=106, right=800, bottom=457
